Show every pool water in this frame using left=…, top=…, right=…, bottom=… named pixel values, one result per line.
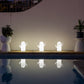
left=0, top=60, right=84, bottom=84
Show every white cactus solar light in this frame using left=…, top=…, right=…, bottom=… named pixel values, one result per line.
left=19, top=41, right=27, bottom=68
left=55, top=59, right=63, bottom=69
left=37, top=41, right=45, bottom=52
left=55, top=42, right=63, bottom=68
left=55, top=41, right=62, bottom=51
left=19, top=59, right=27, bottom=68
left=37, top=59, right=46, bottom=68
left=19, top=41, right=27, bottom=52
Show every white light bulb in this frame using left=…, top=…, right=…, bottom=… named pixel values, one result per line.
left=55, top=41, right=62, bottom=51
left=37, top=41, right=45, bottom=52
left=55, top=59, right=63, bottom=69
left=37, top=59, right=45, bottom=68
left=19, top=41, right=27, bottom=51
left=19, top=59, right=27, bottom=68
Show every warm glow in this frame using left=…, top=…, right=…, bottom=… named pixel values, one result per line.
left=55, top=59, right=63, bottom=69
left=37, top=59, right=45, bottom=68
left=55, top=41, right=62, bottom=51
left=19, top=41, right=27, bottom=51
left=19, top=59, right=27, bottom=68
left=37, top=41, right=45, bottom=52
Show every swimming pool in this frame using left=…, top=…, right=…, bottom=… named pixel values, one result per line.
left=0, top=60, right=84, bottom=84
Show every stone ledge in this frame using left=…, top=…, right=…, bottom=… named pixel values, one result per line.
left=73, top=60, right=84, bottom=79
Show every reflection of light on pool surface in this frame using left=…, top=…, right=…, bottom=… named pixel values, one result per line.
left=0, top=60, right=84, bottom=84
left=37, top=59, right=45, bottom=68
left=55, top=59, right=63, bottom=69
left=19, top=59, right=27, bottom=68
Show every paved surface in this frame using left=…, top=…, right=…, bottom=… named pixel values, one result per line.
left=73, top=60, right=84, bottom=79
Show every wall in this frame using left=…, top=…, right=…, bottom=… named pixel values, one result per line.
left=0, top=0, right=84, bottom=51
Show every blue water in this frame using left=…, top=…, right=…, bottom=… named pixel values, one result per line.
left=0, top=60, right=84, bottom=84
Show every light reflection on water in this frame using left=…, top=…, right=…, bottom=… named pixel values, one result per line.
left=0, top=59, right=84, bottom=84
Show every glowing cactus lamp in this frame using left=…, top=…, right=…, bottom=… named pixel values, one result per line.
left=37, top=41, right=45, bottom=52
left=55, top=41, right=63, bottom=51
left=19, top=41, right=27, bottom=68
left=19, top=41, right=27, bottom=52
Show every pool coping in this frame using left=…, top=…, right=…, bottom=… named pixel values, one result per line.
left=0, top=51, right=84, bottom=59
left=73, top=61, right=84, bottom=79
